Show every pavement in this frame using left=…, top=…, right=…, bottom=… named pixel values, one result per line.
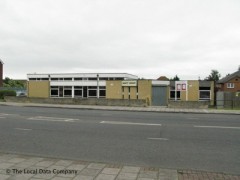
left=0, top=101, right=240, bottom=180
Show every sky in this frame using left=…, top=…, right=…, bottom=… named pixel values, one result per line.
left=0, top=0, right=240, bottom=80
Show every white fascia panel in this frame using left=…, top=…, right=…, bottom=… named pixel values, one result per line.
left=50, top=81, right=106, bottom=86
left=27, top=73, right=138, bottom=79
left=27, top=74, right=49, bottom=78
left=152, top=80, right=170, bottom=86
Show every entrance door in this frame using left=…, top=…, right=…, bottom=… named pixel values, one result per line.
left=152, top=86, right=167, bottom=106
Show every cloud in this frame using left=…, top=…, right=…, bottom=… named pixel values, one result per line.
left=0, top=0, right=240, bottom=79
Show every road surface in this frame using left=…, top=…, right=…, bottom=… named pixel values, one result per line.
left=0, top=105, right=239, bottom=175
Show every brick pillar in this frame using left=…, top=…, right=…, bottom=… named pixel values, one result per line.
left=0, top=60, right=3, bottom=87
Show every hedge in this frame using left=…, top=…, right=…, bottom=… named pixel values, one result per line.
left=0, top=90, right=16, bottom=99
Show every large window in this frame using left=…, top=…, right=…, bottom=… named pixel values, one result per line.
left=64, top=86, right=72, bottom=97
left=50, top=86, right=72, bottom=97
left=74, top=86, right=82, bottom=97
left=50, top=86, right=58, bottom=97
left=227, top=83, right=234, bottom=89
left=199, top=87, right=210, bottom=100
left=88, top=86, right=97, bottom=97
left=99, top=86, right=106, bottom=98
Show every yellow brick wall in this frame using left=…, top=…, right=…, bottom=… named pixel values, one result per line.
left=138, top=80, right=152, bottom=105
left=130, top=87, right=137, bottom=99
left=28, top=81, right=50, bottom=98
left=123, top=87, right=129, bottom=99
left=106, top=80, right=152, bottom=104
left=181, top=91, right=186, bottom=101
left=187, top=81, right=199, bottom=101
left=106, top=81, right=122, bottom=99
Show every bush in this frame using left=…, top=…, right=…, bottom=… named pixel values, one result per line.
left=0, top=90, right=16, bottom=99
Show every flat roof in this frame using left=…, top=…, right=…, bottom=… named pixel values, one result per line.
left=27, top=73, right=138, bottom=79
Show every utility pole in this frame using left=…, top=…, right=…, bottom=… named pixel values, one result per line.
left=97, top=74, right=99, bottom=99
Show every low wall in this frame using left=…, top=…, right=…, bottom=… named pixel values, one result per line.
left=168, top=101, right=210, bottom=109
left=4, top=96, right=147, bottom=107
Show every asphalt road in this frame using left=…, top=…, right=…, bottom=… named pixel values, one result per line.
left=0, top=105, right=239, bottom=175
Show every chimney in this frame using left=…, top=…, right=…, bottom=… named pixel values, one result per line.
left=0, top=60, right=3, bottom=87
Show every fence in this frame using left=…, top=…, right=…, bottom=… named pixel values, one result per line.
left=216, top=92, right=240, bottom=109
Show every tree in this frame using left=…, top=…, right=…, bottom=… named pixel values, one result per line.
left=3, top=77, right=25, bottom=88
left=205, top=70, right=221, bottom=82
left=170, top=75, right=180, bottom=81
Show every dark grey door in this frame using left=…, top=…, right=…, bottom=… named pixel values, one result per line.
left=152, top=86, right=167, bottom=106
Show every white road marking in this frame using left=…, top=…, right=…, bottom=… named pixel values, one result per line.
left=14, top=128, right=32, bottom=131
left=194, top=125, right=240, bottom=130
left=0, top=117, right=6, bottom=119
left=100, top=121, right=162, bottom=126
left=28, top=116, right=78, bottom=122
left=148, top=138, right=169, bottom=141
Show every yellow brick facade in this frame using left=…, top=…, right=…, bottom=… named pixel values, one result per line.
left=106, top=81, right=122, bottom=99
left=187, top=80, right=199, bottom=101
left=106, top=80, right=152, bottom=104
left=28, top=81, right=50, bottom=98
left=138, top=80, right=152, bottom=105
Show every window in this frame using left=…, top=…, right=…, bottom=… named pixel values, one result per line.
left=41, top=78, right=49, bottom=81
left=50, top=86, right=59, bottom=97
left=74, top=78, right=82, bottom=81
left=99, top=90, right=106, bottom=97
left=88, top=78, right=97, bottom=80
left=227, top=83, right=234, bottom=88
left=64, top=78, right=72, bottom=81
left=199, top=91, right=210, bottom=100
left=170, top=91, right=180, bottom=100
left=199, top=87, right=210, bottom=100
left=51, top=78, right=58, bottom=81
left=64, top=86, right=72, bottom=97
left=99, top=86, right=106, bottom=98
left=88, top=90, right=97, bottom=97
left=99, top=77, right=109, bottom=80
left=74, top=86, right=82, bottom=97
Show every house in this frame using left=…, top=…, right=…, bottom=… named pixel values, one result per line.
left=217, top=69, right=240, bottom=92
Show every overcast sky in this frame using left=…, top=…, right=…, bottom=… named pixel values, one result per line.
left=0, top=0, right=240, bottom=80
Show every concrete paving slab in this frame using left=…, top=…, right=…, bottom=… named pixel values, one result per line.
left=87, top=162, right=106, bottom=169
left=52, top=177, right=72, bottom=180
left=117, top=172, right=138, bottom=180
left=102, top=167, right=121, bottom=175
left=138, top=171, right=158, bottom=179
left=35, top=160, right=56, bottom=167
left=0, top=162, right=15, bottom=169
left=7, top=158, right=26, bottom=164
left=0, top=174, right=10, bottom=180
left=73, top=175, right=94, bottom=180
left=67, top=164, right=86, bottom=171
left=54, top=160, right=73, bottom=166
left=80, top=168, right=101, bottom=176
left=121, top=166, right=141, bottom=173
left=95, top=173, right=117, bottom=180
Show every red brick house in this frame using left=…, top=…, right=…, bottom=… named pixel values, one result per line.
left=0, top=60, right=3, bottom=87
left=217, top=69, right=240, bottom=92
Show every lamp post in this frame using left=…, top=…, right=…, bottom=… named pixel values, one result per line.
left=97, top=74, right=99, bottom=99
